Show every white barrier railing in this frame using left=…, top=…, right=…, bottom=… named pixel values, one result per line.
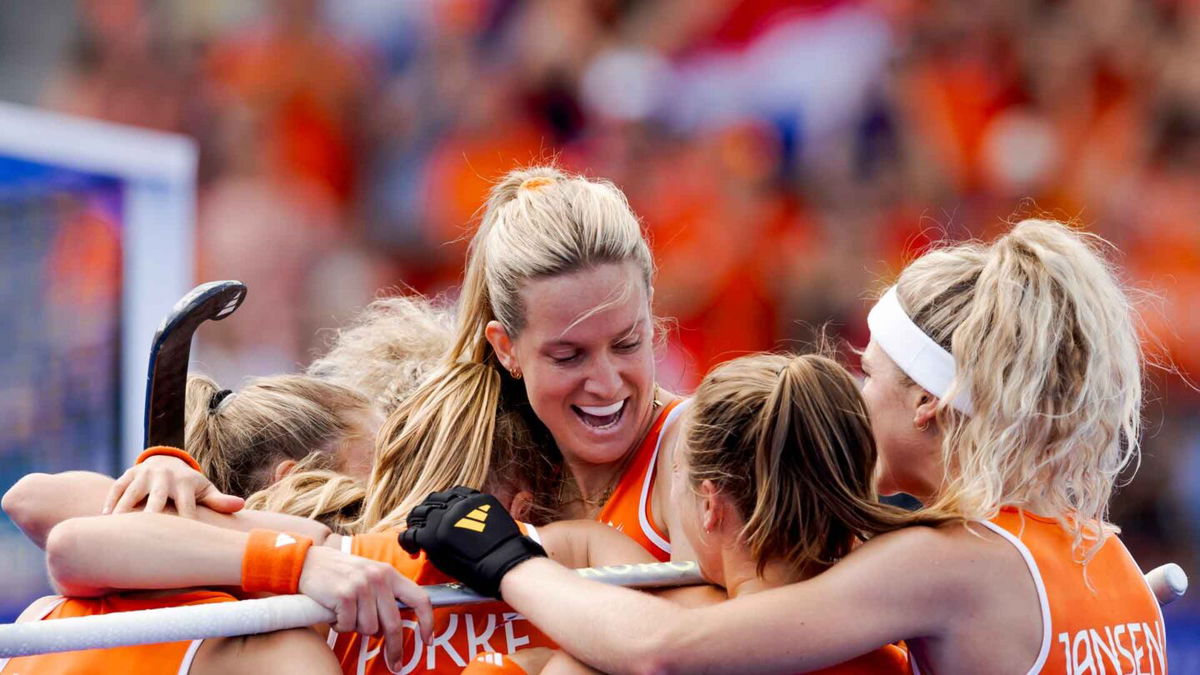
left=0, top=561, right=1186, bottom=659
left=0, top=561, right=702, bottom=658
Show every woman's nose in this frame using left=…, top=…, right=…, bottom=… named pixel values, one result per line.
left=583, top=353, right=622, bottom=399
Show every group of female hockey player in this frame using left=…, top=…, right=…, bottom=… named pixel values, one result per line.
left=1, top=166, right=1167, bottom=674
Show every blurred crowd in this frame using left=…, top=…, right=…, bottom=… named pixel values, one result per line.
left=28, top=0, right=1200, bottom=631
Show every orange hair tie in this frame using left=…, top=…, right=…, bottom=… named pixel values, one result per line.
left=136, top=446, right=203, bottom=473
left=519, top=177, right=553, bottom=191
left=241, top=529, right=314, bottom=595
left=462, top=652, right=528, bottom=674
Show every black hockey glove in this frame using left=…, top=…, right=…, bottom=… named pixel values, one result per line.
left=399, top=486, right=546, bottom=599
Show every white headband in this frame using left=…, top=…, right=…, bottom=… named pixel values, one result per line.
left=867, top=287, right=973, bottom=415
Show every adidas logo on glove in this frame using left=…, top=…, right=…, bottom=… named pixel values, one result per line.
left=454, top=504, right=491, bottom=532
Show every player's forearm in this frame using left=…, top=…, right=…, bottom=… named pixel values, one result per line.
left=3, top=470, right=331, bottom=549
left=45, top=512, right=247, bottom=595
left=500, top=558, right=689, bottom=675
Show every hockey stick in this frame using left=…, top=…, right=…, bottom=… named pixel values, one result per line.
left=0, top=561, right=703, bottom=657
left=1146, top=562, right=1188, bottom=606
left=143, top=281, right=246, bottom=449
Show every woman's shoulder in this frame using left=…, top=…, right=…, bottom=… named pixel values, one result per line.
left=846, top=520, right=1030, bottom=602
left=878, top=516, right=1028, bottom=552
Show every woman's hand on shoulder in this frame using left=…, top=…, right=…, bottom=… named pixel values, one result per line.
left=103, top=456, right=243, bottom=518
left=298, top=545, right=434, bottom=667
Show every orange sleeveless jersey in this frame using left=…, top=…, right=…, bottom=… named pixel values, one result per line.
left=0, top=590, right=236, bottom=674
left=913, top=507, right=1167, bottom=674
left=596, top=399, right=687, bottom=561
left=330, top=527, right=555, bottom=674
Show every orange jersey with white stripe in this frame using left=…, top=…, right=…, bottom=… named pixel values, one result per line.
left=330, top=527, right=554, bottom=674
left=913, top=507, right=1166, bottom=674
left=0, top=590, right=236, bottom=675
left=596, top=399, right=687, bottom=561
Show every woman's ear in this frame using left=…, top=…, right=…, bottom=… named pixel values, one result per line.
left=914, top=392, right=939, bottom=432
left=698, top=479, right=723, bottom=534
left=509, top=490, right=534, bottom=522
left=485, top=320, right=518, bottom=372
left=272, top=459, right=298, bottom=483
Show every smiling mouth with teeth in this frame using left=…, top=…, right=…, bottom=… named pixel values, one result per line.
left=572, top=399, right=627, bottom=429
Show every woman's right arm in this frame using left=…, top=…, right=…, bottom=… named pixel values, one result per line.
left=44, top=511, right=434, bottom=652
left=3, top=468, right=330, bottom=548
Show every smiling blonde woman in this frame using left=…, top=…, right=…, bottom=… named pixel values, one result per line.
left=358, top=167, right=691, bottom=563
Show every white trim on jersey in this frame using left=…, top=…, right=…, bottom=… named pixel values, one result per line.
left=177, top=637, right=205, bottom=675
left=637, top=399, right=692, bottom=557
left=524, top=524, right=542, bottom=546
left=909, top=521, right=1052, bottom=675
left=14, top=597, right=66, bottom=623
left=976, top=520, right=1052, bottom=674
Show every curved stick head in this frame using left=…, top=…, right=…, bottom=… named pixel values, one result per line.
left=143, top=281, right=247, bottom=449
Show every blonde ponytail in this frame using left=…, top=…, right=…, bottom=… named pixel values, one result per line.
left=184, top=374, right=373, bottom=497
left=895, top=219, right=1142, bottom=560
left=307, top=295, right=456, bottom=415
left=361, top=362, right=503, bottom=530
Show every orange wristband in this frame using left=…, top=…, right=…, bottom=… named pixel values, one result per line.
left=136, top=446, right=203, bottom=473
left=462, top=652, right=528, bottom=674
left=241, top=529, right=314, bottom=594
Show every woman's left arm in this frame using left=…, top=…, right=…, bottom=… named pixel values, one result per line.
left=499, top=527, right=969, bottom=675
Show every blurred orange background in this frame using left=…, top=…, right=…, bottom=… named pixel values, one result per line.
left=0, top=0, right=1197, bottom=661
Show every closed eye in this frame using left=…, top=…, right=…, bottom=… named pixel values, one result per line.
left=614, top=340, right=641, bottom=353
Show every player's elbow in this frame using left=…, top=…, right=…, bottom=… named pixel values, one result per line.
left=0, top=473, right=36, bottom=522
left=3, top=473, right=55, bottom=546
left=45, top=518, right=108, bottom=596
